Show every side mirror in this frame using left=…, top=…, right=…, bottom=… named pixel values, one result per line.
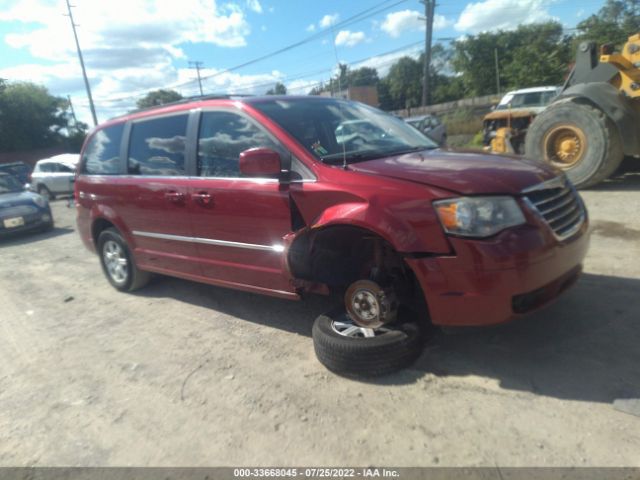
left=239, top=147, right=282, bottom=178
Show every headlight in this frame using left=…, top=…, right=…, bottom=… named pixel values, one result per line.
left=434, top=196, right=525, bottom=238
left=33, top=195, right=48, bottom=208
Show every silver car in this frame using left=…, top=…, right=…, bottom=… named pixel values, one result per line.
left=405, top=115, right=447, bottom=145
left=30, top=154, right=79, bottom=200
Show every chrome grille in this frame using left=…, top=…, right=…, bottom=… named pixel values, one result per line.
left=523, top=176, right=585, bottom=240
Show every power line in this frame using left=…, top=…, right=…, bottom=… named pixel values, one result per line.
left=64, top=0, right=97, bottom=126
left=92, top=0, right=410, bottom=105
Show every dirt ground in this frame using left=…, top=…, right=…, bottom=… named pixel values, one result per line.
left=0, top=165, right=639, bottom=467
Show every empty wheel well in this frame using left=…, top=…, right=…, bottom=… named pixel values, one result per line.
left=92, top=218, right=115, bottom=246
left=288, top=225, right=424, bottom=308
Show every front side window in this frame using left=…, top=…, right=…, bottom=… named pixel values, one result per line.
left=197, top=111, right=278, bottom=177
left=128, top=115, right=188, bottom=176
left=83, top=123, right=124, bottom=175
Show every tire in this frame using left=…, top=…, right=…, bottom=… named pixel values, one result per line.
left=97, top=227, right=150, bottom=292
left=38, top=185, right=55, bottom=201
left=312, top=307, right=424, bottom=377
left=524, top=102, right=624, bottom=189
left=40, top=221, right=54, bottom=233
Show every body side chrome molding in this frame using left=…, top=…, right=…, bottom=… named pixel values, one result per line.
left=133, top=230, right=284, bottom=253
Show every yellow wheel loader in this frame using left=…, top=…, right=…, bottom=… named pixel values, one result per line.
left=488, top=33, right=640, bottom=188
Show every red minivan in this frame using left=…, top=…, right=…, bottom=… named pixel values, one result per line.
left=76, top=95, right=589, bottom=376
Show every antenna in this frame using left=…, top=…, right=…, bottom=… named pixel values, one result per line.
left=189, top=61, right=204, bottom=96
left=64, top=0, right=98, bottom=126
left=330, top=22, right=348, bottom=170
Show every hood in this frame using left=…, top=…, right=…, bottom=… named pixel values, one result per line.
left=0, top=190, right=41, bottom=206
left=347, top=149, right=558, bottom=195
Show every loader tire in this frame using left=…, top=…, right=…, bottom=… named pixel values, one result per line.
left=524, top=102, right=623, bottom=189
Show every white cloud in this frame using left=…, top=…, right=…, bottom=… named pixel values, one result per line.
left=246, top=0, right=263, bottom=14
left=1, top=0, right=259, bottom=124
left=335, top=30, right=366, bottom=47
left=455, top=0, right=554, bottom=33
left=319, top=13, right=339, bottom=28
left=306, top=24, right=316, bottom=32
left=576, top=8, right=585, bottom=18
left=381, top=9, right=449, bottom=38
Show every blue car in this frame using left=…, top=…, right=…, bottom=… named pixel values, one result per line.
left=0, top=172, right=53, bottom=236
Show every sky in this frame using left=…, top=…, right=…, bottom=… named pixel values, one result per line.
left=0, top=0, right=605, bottom=125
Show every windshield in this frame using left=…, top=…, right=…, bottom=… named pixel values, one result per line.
left=251, top=98, right=437, bottom=164
left=496, top=90, right=558, bottom=110
left=0, top=174, right=24, bottom=194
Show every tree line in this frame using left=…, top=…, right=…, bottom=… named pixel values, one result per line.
left=1, top=0, right=637, bottom=153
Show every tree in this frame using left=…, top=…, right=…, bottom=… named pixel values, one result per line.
left=311, top=65, right=380, bottom=96
left=451, top=21, right=572, bottom=97
left=266, top=82, right=287, bottom=95
left=348, top=67, right=379, bottom=87
left=383, top=56, right=423, bottom=110
left=576, top=0, right=640, bottom=47
left=136, top=89, right=183, bottom=109
left=0, top=81, right=70, bottom=152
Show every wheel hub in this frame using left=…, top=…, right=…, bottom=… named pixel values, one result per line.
left=543, top=125, right=587, bottom=168
left=345, top=279, right=398, bottom=329
left=103, top=240, right=128, bottom=284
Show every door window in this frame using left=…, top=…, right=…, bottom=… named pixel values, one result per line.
left=128, top=115, right=188, bottom=176
left=197, top=111, right=278, bottom=178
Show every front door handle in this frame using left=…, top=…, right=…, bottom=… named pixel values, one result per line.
left=192, top=192, right=213, bottom=207
left=164, top=191, right=185, bottom=204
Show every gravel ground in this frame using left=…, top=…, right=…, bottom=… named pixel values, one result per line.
left=0, top=165, right=639, bottom=467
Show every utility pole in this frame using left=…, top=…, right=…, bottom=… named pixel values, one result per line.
left=67, top=95, right=79, bottom=131
left=189, top=61, right=204, bottom=96
left=64, top=0, right=97, bottom=127
left=494, top=48, right=501, bottom=95
left=420, top=0, right=435, bottom=107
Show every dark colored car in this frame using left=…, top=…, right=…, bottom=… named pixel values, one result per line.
left=405, top=114, right=447, bottom=145
left=0, top=173, right=53, bottom=236
left=75, top=95, right=589, bottom=375
left=0, top=161, right=31, bottom=186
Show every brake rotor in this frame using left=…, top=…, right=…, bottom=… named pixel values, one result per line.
left=344, top=279, right=398, bottom=329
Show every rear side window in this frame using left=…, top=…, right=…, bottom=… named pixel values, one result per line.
left=82, top=123, right=124, bottom=175
left=198, top=111, right=278, bottom=177
left=128, top=115, right=188, bottom=176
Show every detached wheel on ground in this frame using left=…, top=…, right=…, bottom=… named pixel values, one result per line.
left=97, top=227, right=150, bottom=292
left=312, top=307, right=424, bottom=377
left=524, top=101, right=623, bottom=188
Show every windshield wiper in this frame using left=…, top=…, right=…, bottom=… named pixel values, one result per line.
left=320, top=145, right=437, bottom=165
left=320, top=151, right=386, bottom=164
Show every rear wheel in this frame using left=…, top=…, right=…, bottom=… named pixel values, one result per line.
left=97, top=228, right=150, bottom=292
left=38, top=185, right=54, bottom=201
left=525, top=102, right=624, bottom=188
